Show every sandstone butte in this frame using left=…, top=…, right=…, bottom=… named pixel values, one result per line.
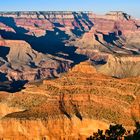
left=0, top=11, right=140, bottom=139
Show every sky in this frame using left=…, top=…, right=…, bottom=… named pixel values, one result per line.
left=0, top=0, right=139, bottom=18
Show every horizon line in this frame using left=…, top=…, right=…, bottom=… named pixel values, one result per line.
left=0, top=10, right=138, bottom=19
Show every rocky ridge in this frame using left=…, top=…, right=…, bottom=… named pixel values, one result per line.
left=0, top=11, right=140, bottom=139
left=0, top=61, right=139, bottom=139
left=0, top=11, right=140, bottom=89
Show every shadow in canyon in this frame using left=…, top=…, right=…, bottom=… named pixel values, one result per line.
left=94, top=30, right=137, bottom=53
left=96, top=30, right=119, bottom=45
left=94, top=34, right=116, bottom=53
left=71, top=12, right=94, bottom=37
left=0, top=16, right=88, bottom=92
left=81, top=12, right=94, bottom=27
left=95, top=30, right=140, bottom=56
left=72, top=12, right=85, bottom=31
left=59, top=93, right=71, bottom=119
left=0, top=17, right=29, bottom=34
left=0, top=16, right=87, bottom=64
left=0, top=45, right=26, bottom=92
left=0, top=72, right=27, bottom=93
left=59, top=93, right=83, bottom=120
left=0, top=46, right=10, bottom=61
left=135, top=24, right=140, bottom=29
left=0, top=72, right=8, bottom=82
left=70, top=100, right=82, bottom=120
left=9, top=80, right=27, bottom=93
left=53, top=22, right=65, bottom=28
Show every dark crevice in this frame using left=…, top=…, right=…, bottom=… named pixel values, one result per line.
left=0, top=74, right=27, bottom=93
left=0, top=16, right=88, bottom=92
left=0, top=17, right=29, bottom=34
left=0, top=17, right=87, bottom=65
left=0, top=46, right=10, bottom=61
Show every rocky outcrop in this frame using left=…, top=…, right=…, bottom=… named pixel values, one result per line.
left=105, top=11, right=132, bottom=20
left=0, top=11, right=95, bottom=89
left=0, top=39, right=72, bottom=83
left=0, top=11, right=140, bottom=88
left=0, top=118, right=109, bottom=140
left=0, top=11, right=94, bottom=37
left=96, top=55, right=140, bottom=78
left=0, top=11, right=140, bottom=139
left=0, top=10, right=140, bottom=93
left=0, top=61, right=139, bottom=139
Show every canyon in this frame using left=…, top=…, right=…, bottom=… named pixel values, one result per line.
left=0, top=11, right=140, bottom=85
left=0, top=11, right=140, bottom=139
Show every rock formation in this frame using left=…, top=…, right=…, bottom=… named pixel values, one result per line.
left=0, top=11, right=140, bottom=86
left=0, top=11, right=140, bottom=139
left=0, top=11, right=96, bottom=91
left=96, top=55, right=140, bottom=78
left=0, top=61, right=139, bottom=139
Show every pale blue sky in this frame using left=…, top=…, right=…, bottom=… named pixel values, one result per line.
left=0, top=0, right=139, bottom=18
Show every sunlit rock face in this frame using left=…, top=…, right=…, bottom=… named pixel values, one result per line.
left=0, top=11, right=94, bottom=36
left=73, top=11, right=140, bottom=79
left=0, top=39, right=71, bottom=82
left=0, top=11, right=140, bottom=90
left=0, top=61, right=139, bottom=139
left=0, top=11, right=94, bottom=90
left=0, top=11, right=140, bottom=87
left=0, top=11, right=140, bottom=139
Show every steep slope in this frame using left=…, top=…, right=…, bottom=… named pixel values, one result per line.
left=96, top=55, right=140, bottom=78
left=0, top=61, right=139, bottom=139
left=0, top=11, right=94, bottom=90
left=75, top=11, right=140, bottom=55
left=0, top=11, right=140, bottom=90
left=0, top=39, right=72, bottom=85
left=73, top=12, right=140, bottom=78
left=0, top=11, right=140, bottom=139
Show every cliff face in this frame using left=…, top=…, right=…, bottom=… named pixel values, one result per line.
left=0, top=11, right=95, bottom=91
left=0, top=11, right=94, bottom=36
left=0, top=118, right=108, bottom=140
left=0, top=39, right=71, bottom=82
left=96, top=55, right=140, bottom=78
left=0, top=11, right=140, bottom=87
left=0, top=11, right=140, bottom=139
left=73, top=12, right=140, bottom=78
left=0, top=61, right=139, bottom=139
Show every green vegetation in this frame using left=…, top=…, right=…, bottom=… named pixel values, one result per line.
left=87, top=122, right=140, bottom=140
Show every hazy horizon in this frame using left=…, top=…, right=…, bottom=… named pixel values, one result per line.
left=0, top=0, right=139, bottom=18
